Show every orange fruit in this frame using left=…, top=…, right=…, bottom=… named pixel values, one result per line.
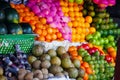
left=20, top=13, right=26, bottom=17
left=77, top=55, right=82, bottom=61
left=30, top=12, right=35, bottom=16
left=60, top=1, right=64, bottom=6
left=19, top=9, right=24, bottom=13
left=70, top=50, right=78, bottom=57
left=69, top=7, right=74, bottom=12
left=64, top=13, right=69, bottom=16
left=71, top=17, right=75, bottom=21
left=85, top=16, right=92, bottom=23
left=84, top=22, right=90, bottom=28
left=41, top=29, right=47, bottom=36
left=89, top=27, right=96, bottom=34
left=39, top=18, right=46, bottom=24
left=34, top=29, right=42, bottom=35
left=72, top=21, right=78, bottom=27
left=79, top=5, right=84, bottom=11
left=68, top=11, right=74, bottom=17
left=82, top=62, right=90, bottom=68
left=59, top=37, right=64, bottom=41
left=107, top=47, right=115, bottom=53
left=73, top=2, right=78, bottom=7
left=76, top=17, right=80, bottom=21
left=47, top=28, right=53, bottom=34
left=74, top=7, right=79, bottom=12
left=25, top=12, right=31, bottom=16
left=72, top=34, right=76, bottom=41
left=45, top=34, right=52, bottom=40
left=83, top=73, right=89, bottom=80
left=80, top=17, right=85, bottom=23
left=24, top=7, right=30, bottom=12
left=35, top=23, right=43, bottom=29
left=29, top=20, right=37, bottom=26
left=86, top=67, right=93, bottom=74
left=76, top=28, right=82, bottom=34
left=31, top=25, right=35, bottom=31
left=19, top=4, right=25, bottom=8
left=68, top=22, right=73, bottom=27
left=10, top=3, right=15, bottom=8
left=74, top=12, right=80, bottom=17
left=52, top=34, right=57, bottom=40
left=23, top=16, right=30, bottom=22
left=79, top=12, right=83, bottom=17
left=61, top=7, right=66, bottom=12
left=72, top=28, right=76, bottom=34
left=110, top=51, right=117, bottom=58
left=68, top=46, right=77, bottom=52
left=80, top=66, right=86, bottom=71
left=37, top=36, right=45, bottom=41
left=64, top=2, right=68, bottom=7
left=68, top=2, right=74, bottom=7
left=56, top=32, right=62, bottom=38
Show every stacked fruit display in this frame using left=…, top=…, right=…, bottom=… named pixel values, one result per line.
left=11, top=3, right=65, bottom=42
left=60, top=0, right=96, bottom=42
left=0, top=43, right=114, bottom=80
left=0, top=0, right=118, bottom=80
left=0, top=1, right=33, bottom=35
left=92, top=0, right=116, bottom=9
left=83, top=0, right=120, bottom=38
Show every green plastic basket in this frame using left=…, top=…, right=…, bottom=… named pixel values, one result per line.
left=0, top=34, right=36, bottom=54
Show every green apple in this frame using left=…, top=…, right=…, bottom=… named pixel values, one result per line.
left=75, top=0, right=83, bottom=4
left=107, top=35, right=114, bottom=42
left=69, top=0, right=74, bottom=2
left=85, top=34, right=93, bottom=40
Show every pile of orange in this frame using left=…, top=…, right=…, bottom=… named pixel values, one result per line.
left=68, top=46, right=93, bottom=80
left=107, top=47, right=117, bottom=61
left=10, top=3, right=64, bottom=42
left=60, top=0, right=96, bottom=42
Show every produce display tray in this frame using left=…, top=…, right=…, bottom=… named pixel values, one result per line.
left=0, top=34, right=36, bottom=54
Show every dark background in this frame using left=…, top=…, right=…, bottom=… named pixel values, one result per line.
left=107, top=0, right=120, bottom=26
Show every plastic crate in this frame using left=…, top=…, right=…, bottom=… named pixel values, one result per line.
left=0, top=34, right=36, bottom=54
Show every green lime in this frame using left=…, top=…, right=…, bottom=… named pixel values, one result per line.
left=113, top=29, right=117, bottom=34
left=93, top=17, right=102, bottom=24
left=105, top=44, right=112, bottom=49
left=88, top=74, right=94, bottom=80
left=95, top=24, right=100, bottom=29
left=108, top=29, right=114, bottom=35
left=103, top=38, right=109, bottom=44
left=83, top=55, right=91, bottom=62
left=107, top=35, right=114, bottom=42
left=109, top=41, right=116, bottom=47
left=105, top=13, right=110, bottom=18
left=90, top=64, right=95, bottom=69
left=109, top=18, right=113, bottom=23
left=100, top=73, right=105, bottom=79
left=103, top=30, right=108, bottom=36
left=93, top=74, right=97, bottom=79
left=99, top=38, right=104, bottom=45
left=114, top=23, right=118, bottom=28
left=93, top=51, right=100, bottom=56
left=85, top=34, right=93, bottom=40
left=94, top=64, right=99, bottom=69
left=100, top=55, right=105, bottom=60
left=97, top=12, right=106, bottom=18
left=109, top=23, right=114, bottom=29
left=82, top=9, right=87, bottom=16
left=88, top=11, right=95, bottom=17
left=100, top=24, right=107, bottom=29
left=99, top=67, right=105, bottom=73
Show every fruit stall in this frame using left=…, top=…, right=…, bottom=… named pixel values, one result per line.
left=0, top=0, right=119, bottom=80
